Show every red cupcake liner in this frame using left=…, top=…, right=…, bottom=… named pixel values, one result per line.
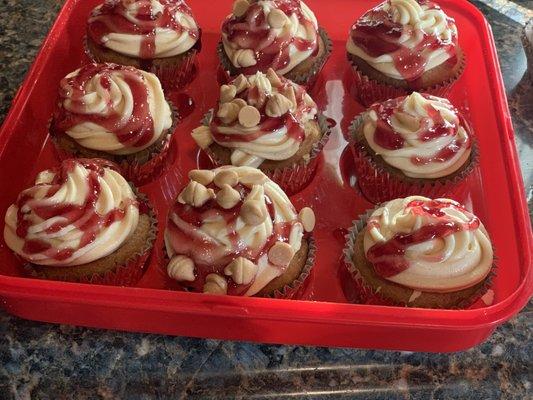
left=348, top=116, right=478, bottom=204
left=347, top=53, right=466, bottom=107
left=342, top=207, right=496, bottom=309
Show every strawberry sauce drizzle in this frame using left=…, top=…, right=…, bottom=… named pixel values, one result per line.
left=222, top=0, right=318, bottom=75
left=54, top=63, right=156, bottom=149
left=15, top=159, right=136, bottom=262
left=369, top=94, right=470, bottom=165
left=166, top=183, right=296, bottom=295
left=350, top=0, right=458, bottom=84
left=88, top=0, right=199, bottom=59
left=366, top=199, right=480, bottom=278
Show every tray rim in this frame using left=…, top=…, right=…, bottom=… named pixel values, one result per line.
left=0, top=0, right=531, bottom=333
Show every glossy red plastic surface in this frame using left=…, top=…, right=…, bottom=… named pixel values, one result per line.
left=0, top=0, right=531, bottom=352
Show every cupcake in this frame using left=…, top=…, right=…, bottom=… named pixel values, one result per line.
left=346, top=0, right=465, bottom=106
left=164, top=166, right=316, bottom=298
left=218, top=0, right=331, bottom=87
left=86, top=0, right=201, bottom=90
left=3, top=159, right=157, bottom=286
left=191, top=69, right=330, bottom=194
left=350, top=92, right=475, bottom=204
left=50, top=63, right=175, bottom=186
left=344, top=196, right=494, bottom=309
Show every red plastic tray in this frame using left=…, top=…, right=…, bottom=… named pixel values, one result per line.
left=0, top=0, right=531, bottom=352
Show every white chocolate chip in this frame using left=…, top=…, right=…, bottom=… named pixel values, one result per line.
left=241, top=200, right=267, bottom=225
left=191, top=125, right=213, bottom=149
left=216, top=184, right=241, bottom=209
left=298, top=207, right=315, bottom=232
left=224, top=257, right=257, bottom=285
left=203, top=273, right=228, bottom=295
left=167, top=255, right=195, bottom=282
left=231, top=98, right=248, bottom=109
left=214, top=169, right=239, bottom=187
left=232, top=49, right=256, bottom=68
left=266, top=68, right=282, bottom=87
left=238, top=105, right=261, bottom=128
left=268, top=9, right=288, bottom=28
left=233, top=0, right=249, bottom=17
left=233, top=74, right=249, bottom=93
left=217, top=102, right=240, bottom=125
left=268, top=241, right=294, bottom=267
left=238, top=169, right=268, bottom=187
left=265, top=93, right=293, bottom=117
left=220, top=84, right=237, bottom=103
left=178, top=181, right=215, bottom=207
left=188, top=169, right=215, bottom=186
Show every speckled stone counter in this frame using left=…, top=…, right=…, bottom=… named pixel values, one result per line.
left=0, top=1, right=531, bottom=399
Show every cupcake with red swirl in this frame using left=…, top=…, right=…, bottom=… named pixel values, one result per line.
left=218, top=0, right=331, bottom=87
left=191, top=70, right=330, bottom=194
left=164, top=166, right=316, bottom=298
left=350, top=92, right=476, bottom=204
left=3, top=159, right=157, bottom=286
left=50, top=63, right=175, bottom=186
left=86, top=0, right=201, bottom=90
left=346, top=0, right=465, bottom=106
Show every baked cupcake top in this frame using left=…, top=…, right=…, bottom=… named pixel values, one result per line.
left=359, top=92, right=471, bottom=179
left=221, top=0, right=319, bottom=75
left=165, top=166, right=315, bottom=296
left=87, top=0, right=200, bottom=59
left=364, top=196, right=493, bottom=293
left=4, top=159, right=139, bottom=267
left=192, top=70, right=318, bottom=167
left=53, top=63, right=172, bottom=156
left=347, top=0, right=459, bottom=81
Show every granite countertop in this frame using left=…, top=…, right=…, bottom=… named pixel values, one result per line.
left=0, top=0, right=532, bottom=399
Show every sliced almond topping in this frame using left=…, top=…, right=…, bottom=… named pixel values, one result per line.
left=214, top=169, right=239, bottom=187
left=241, top=200, right=267, bottom=225
left=167, top=255, right=195, bottom=282
left=268, top=241, right=294, bottom=267
left=203, top=273, right=228, bottom=295
left=265, top=93, right=292, bottom=117
left=298, top=207, right=315, bottom=232
left=220, top=84, right=237, bottom=103
left=217, top=102, right=240, bottom=125
left=233, top=74, right=249, bottom=93
left=266, top=68, right=282, bottom=87
left=216, top=184, right=241, bottom=209
left=188, top=169, right=215, bottom=186
left=191, top=125, right=213, bottom=149
left=224, top=257, right=257, bottom=285
left=268, top=9, right=288, bottom=28
left=238, top=105, right=261, bottom=128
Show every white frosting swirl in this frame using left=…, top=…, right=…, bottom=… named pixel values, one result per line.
left=347, top=0, right=458, bottom=80
left=88, top=0, right=199, bottom=58
left=364, top=196, right=493, bottom=293
left=57, top=65, right=172, bottom=155
left=362, top=92, right=471, bottom=179
left=4, top=161, right=139, bottom=267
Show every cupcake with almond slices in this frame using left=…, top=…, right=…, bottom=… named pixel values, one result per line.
left=164, top=166, right=316, bottom=298
left=191, top=69, right=330, bottom=194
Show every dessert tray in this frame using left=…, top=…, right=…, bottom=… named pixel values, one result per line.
left=0, top=0, right=531, bottom=351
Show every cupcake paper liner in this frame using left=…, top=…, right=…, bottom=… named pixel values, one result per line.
left=348, top=115, right=478, bottom=204
left=84, top=35, right=200, bottom=91
left=202, top=112, right=331, bottom=195
left=521, top=19, right=533, bottom=82
left=217, top=27, right=332, bottom=90
left=342, top=207, right=496, bottom=309
left=24, top=192, right=158, bottom=287
left=347, top=53, right=466, bottom=107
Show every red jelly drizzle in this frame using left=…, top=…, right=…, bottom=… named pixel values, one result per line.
left=210, top=77, right=312, bottom=145
left=369, top=94, right=470, bottom=164
left=166, top=183, right=297, bottom=295
left=87, top=0, right=199, bottom=60
left=366, top=199, right=479, bottom=278
left=54, top=63, right=156, bottom=149
left=222, top=0, right=318, bottom=75
left=350, top=0, right=457, bottom=83
left=16, top=159, right=135, bottom=262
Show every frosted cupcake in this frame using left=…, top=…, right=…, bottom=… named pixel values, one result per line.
left=219, top=0, right=331, bottom=87
left=3, top=159, right=156, bottom=285
left=86, top=0, right=201, bottom=89
left=50, top=63, right=175, bottom=186
left=346, top=0, right=465, bottom=105
left=164, top=166, right=316, bottom=297
left=191, top=70, right=330, bottom=194
left=350, top=92, right=475, bottom=203
left=344, top=196, right=494, bottom=309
